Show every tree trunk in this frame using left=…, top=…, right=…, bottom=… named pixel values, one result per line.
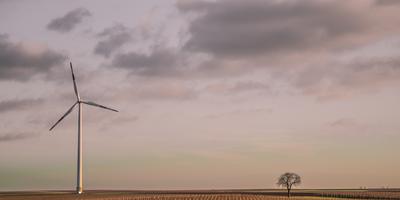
left=287, top=188, right=291, bottom=197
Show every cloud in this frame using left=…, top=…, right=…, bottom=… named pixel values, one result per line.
left=174, top=0, right=400, bottom=100
left=329, top=118, right=358, bottom=128
left=47, top=8, right=91, bottom=33
left=112, top=48, right=181, bottom=76
left=0, top=34, right=66, bottom=81
left=99, top=115, right=139, bottom=131
left=229, top=81, right=269, bottom=93
left=325, top=118, right=372, bottom=136
left=0, top=132, right=38, bottom=142
left=0, top=98, right=44, bottom=113
left=204, top=108, right=272, bottom=119
left=375, top=0, right=400, bottom=6
left=177, top=0, right=369, bottom=59
left=134, top=83, right=197, bottom=100
left=294, top=56, right=400, bottom=101
left=205, top=81, right=269, bottom=95
left=94, top=24, right=133, bottom=58
left=97, top=0, right=400, bottom=102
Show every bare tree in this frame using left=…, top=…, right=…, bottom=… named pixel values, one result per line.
left=277, top=172, right=301, bottom=197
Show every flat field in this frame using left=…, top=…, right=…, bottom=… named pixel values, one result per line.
left=0, top=189, right=399, bottom=200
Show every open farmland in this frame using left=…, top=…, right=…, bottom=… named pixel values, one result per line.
left=1, top=190, right=400, bottom=200
left=0, top=193, right=348, bottom=200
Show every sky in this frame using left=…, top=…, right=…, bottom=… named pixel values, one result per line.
left=1, top=0, right=400, bottom=191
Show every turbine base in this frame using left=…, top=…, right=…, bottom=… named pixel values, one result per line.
left=76, top=187, right=83, bottom=194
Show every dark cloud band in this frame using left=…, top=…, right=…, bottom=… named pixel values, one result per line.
left=0, top=34, right=66, bottom=81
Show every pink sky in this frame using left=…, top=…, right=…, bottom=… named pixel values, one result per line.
left=1, top=0, right=400, bottom=190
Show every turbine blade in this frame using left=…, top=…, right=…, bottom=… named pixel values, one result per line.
left=49, top=102, right=78, bottom=131
left=70, top=62, right=80, bottom=100
left=81, top=101, right=118, bottom=112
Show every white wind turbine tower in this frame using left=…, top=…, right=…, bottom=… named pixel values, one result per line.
left=49, top=62, right=118, bottom=194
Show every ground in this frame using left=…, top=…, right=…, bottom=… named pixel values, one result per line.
left=0, top=189, right=399, bottom=200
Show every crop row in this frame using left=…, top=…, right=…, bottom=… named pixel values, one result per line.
left=74, top=195, right=350, bottom=200
left=318, top=191, right=400, bottom=199
left=0, top=194, right=351, bottom=200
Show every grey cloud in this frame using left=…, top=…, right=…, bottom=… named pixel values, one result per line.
left=178, top=0, right=367, bottom=58
left=329, top=118, right=357, bottom=128
left=0, top=98, right=44, bottom=113
left=134, top=85, right=197, bottom=100
left=101, top=0, right=400, bottom=102
left=326, top=118, right=371, bottom=136
left=0, top=34, right=66, bottom=81
left=205, top=81, right=269, bottom=95
left=113, top=115, right=139, bottom=124
left=229, top=81, right=269, bottom=93
left=0, top=132, right=38, bottom=142
left=176, top=0, right=400, bottom=100
left=108, top=80, right=198, bottom=101
left=204, top=108, right=272, bottom=119
left=375, top=0, right=400, bottom=6
left=99, top=115, right=139, bottom=131
left=47, top=8, right=91, bottom=33
left=97, top=24, right=128, bottom=37
left=294, top=56, right=400, bottom=101
left=94, top=24, right=132, bottom=58
left=112, top=48, right=181, bottom=76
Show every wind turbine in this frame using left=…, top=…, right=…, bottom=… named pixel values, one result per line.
left=49, top=62, right=118, bottom=194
